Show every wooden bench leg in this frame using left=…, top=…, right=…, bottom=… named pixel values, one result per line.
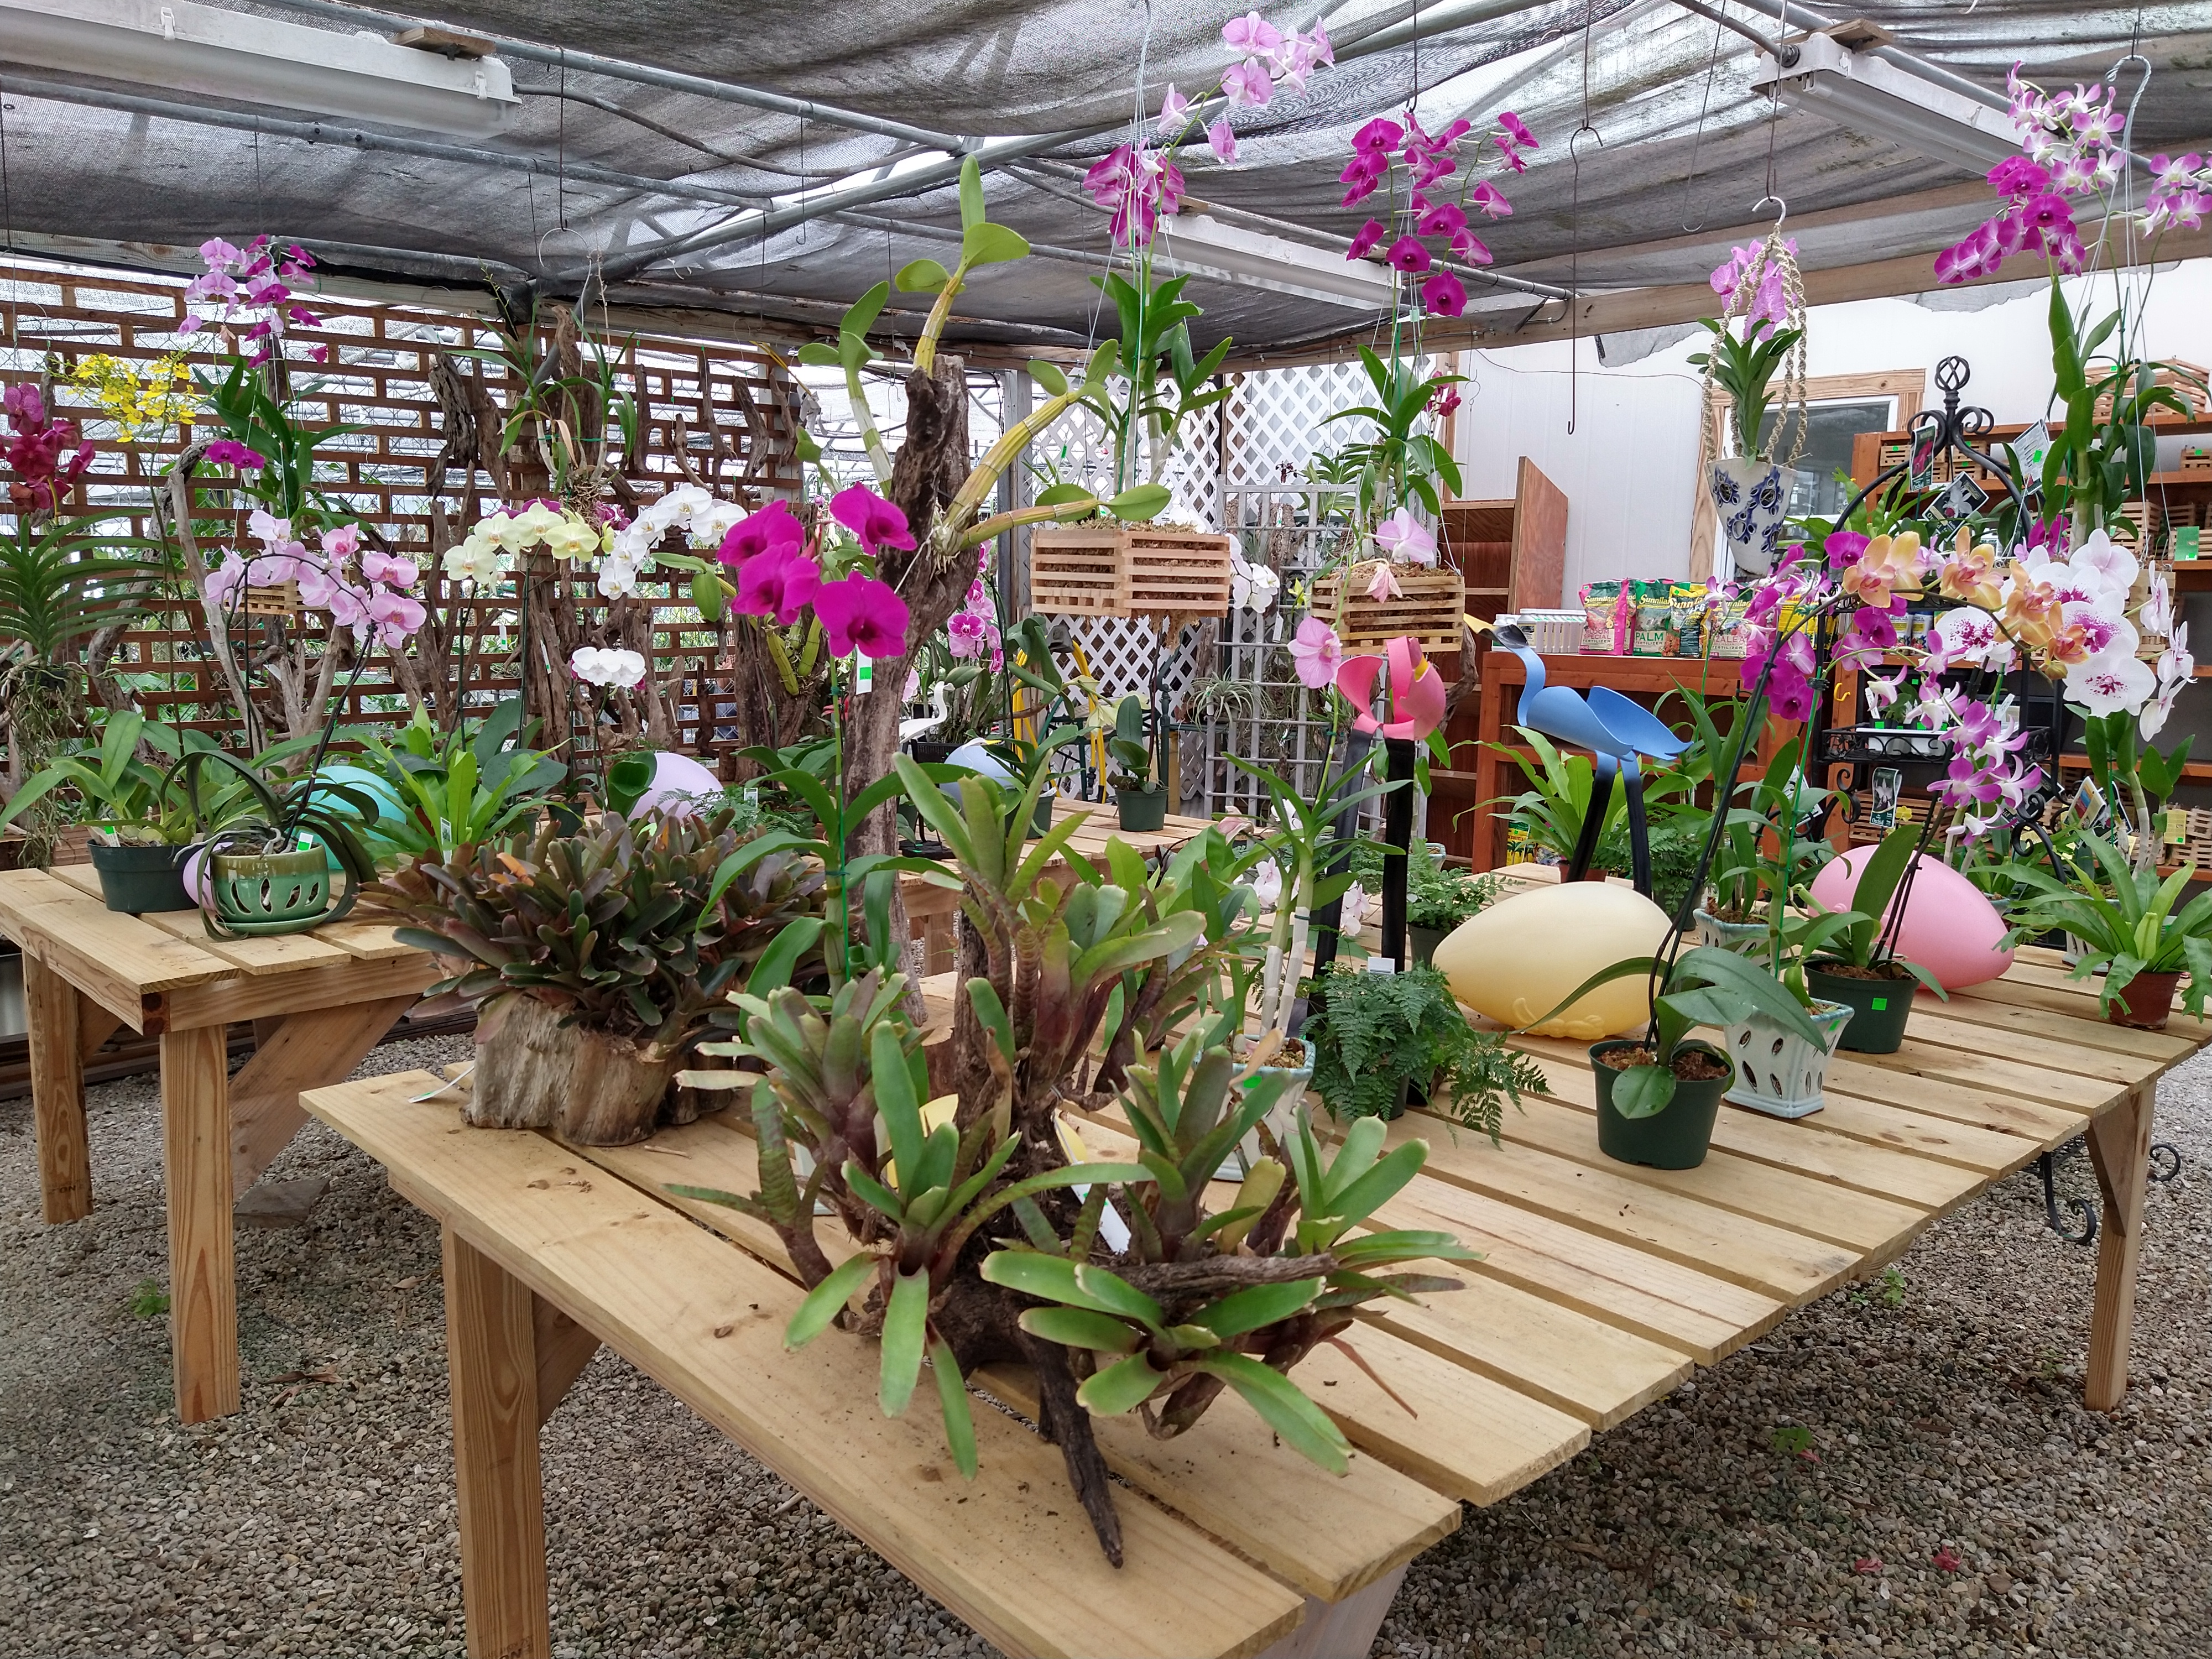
left=161, top=1024, right=239, bottom=1423
left=442, top=1226, right=552, bottom=1659
left=1255, top=1563, right=1407, bottom=1659
left=2085, top=1079, right=2157, bottom=1411
left=227, top=995, right=420, bottom=1196
left=26, top=954, right=91, bottom=1223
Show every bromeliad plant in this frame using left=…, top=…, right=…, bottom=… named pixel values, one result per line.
left=351, top=697, right=566, bottom=869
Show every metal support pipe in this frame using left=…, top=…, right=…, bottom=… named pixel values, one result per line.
left=3, top=74, right=775, bottom=211
left=241, top=0, right=974, bottom=153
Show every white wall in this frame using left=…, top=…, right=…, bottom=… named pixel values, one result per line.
left=1456, top=257, right=2212, bottom=598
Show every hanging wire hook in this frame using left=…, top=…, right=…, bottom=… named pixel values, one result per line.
left=1752, top=192, right=1787, bottom=230
left=1567, top=123, right=1603, bottom=436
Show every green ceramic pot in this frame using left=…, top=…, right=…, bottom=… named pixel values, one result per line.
left=1114, top=785, right=1168, bottom=833
left=207, top=844, right=357, bottom=936
left=1803, top=961, right=1914, bottom=1053
left=88, top=841, right=195, bottom=914
left=1589, top=1037, right=1733, bottom=1170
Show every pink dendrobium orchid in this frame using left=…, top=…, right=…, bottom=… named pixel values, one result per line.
left=1353, top=117, right=1404, bottom=158
left=1221, top=11, right=1282, bottom=58
left=1421, top=270, right=1468, bottom=316
left=1207, top=117, right=1238, bottom=164
left=1363, top=561, right=1402, bottom=602
left=829, top=483, right=917, bottom=559
left=203, top=439, right=267, bottom=471
left=1222, top=59, right=1274, bottom=108
left=733, top=542, right=823, bottom=627
left=1288, top=616, right=1343, bottom=688
left=1346, top=218, right=1387, bottom=260
left=1374, top=506, right=1437, bottom=565
left=1157, top=85, right=1192, bottom=129
left=1385, top=236, right=1432, bottom=274
left=1467, top=181, right=1514, bottom=219
left=812, top=573, right=912, bottom=658
left=1449, top=229, right=1493, bottom=265
left=719, top=498, right=805, bottom=567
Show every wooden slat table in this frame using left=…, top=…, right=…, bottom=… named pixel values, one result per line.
left=297, top=947, right=2202, bottom=1658
left=0, top=865, right=435, bottom=1424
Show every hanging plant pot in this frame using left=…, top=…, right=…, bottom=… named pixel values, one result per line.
left=1589, top=1038, right=1733, bottom=1169
left=2107, top=969, right=2183, bottom=1031
left=204, top=843, right=358, bottom=937
left=1721, top=998, right=1855, bottom=1119
left=1803, top=960, right=1914, bottom=1053
left=1709, top=457, right=1796, bottom=577
left=88, top=841, right=196, bottom=914
left=1307, top=564, right=1467, bottom=655
left=467, top=994, right=676, bottom=1146
left=1114, top=785, right=1168, bottom=833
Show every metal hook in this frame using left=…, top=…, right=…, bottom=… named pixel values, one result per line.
left=1753, top=193, right=1787, bottom=230
left=1569, top=123, right=1604, bottom=158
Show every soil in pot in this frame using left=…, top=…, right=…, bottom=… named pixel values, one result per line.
left=467, top=995, right=676, bottom=1145
left=88, top=841, right=196, bottom=914
left=2109, top=969, right=2183, bottom=1031
left=1589, top=1039, right=1733, bottom=1170
left=1114, top=785, right=1168, bottom=833
left=1803, top=960, right=1914, bottom=1053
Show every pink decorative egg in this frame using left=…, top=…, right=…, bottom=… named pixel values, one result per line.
left=1806, top=848, right=2013, bottom=990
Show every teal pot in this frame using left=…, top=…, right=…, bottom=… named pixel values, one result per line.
left=1408, top=924, right=1448, bottom=968
left=1722, top=998, right=1855, bottom=1119
left=1693, top=907, right=1766, bottom=957
left=88, top=841, right=195, bottom=914
left=1115, top=785, right=1168, bottom=833
left=1589, top=1038, right=1733, bottom=1170
left=1803, top=961, right=1913, bottom=1053
left=207, top=844, right=357, bottom=937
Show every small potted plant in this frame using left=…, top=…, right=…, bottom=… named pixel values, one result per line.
left=1105, top=692, right=1168, bottom=832
left=1801, top=826, right=1947, bottom=1053
left=1999, top=829, right=2212, bottom=1030
left=383, top=806, right=825, bottom=1144
left=1687, top=234, right=1807, bottom=577
left=1303, top=961, right=1547, bottom=1130
left=1406, top=853, right=1498, bottom=966
left=1538, top=946, right=1832, bottom=1168
left=0, top=712, right=213, bottom=912
left=163, top=748, right=381, bottom=937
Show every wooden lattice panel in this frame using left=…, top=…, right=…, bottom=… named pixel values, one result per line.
left=0, top=258, right=803, bottom=763
left=1307, top=566, right=1465, bottom=655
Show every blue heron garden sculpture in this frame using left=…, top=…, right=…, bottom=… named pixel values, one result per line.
left=1496, top=623, right=1687, bottom=897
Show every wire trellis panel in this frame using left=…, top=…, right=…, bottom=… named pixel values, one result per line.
left=0, top=257, right=804, bottom=765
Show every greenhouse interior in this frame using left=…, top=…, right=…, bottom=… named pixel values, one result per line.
left=3, top=2, right=2211, bottom=1656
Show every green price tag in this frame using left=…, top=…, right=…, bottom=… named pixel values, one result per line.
left=1870, top=997, right=1888, bottom=1011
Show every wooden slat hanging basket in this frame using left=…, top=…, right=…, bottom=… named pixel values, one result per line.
left=1307, top=564, right=1466, bottom=655
left=1031, top=525, right=1233, bottom=618
left=243, top=580, right=303, bottom=616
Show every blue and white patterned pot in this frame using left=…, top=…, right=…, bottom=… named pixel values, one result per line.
left=1710, top=456, right=1796, bottom=577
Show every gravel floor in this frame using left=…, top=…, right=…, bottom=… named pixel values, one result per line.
left=3, top=1037, right=2208, bottom=1658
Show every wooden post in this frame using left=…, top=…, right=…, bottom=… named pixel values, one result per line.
left=2085, top=1080, right=2157, bottom=1411
left=442, top=1227, right=551, bottom=1659
left=26, top=954, right=91, bottom=1223
left=160, top=1024, right=238, bottom=1423
left=1255, top=1563, right=1406, bottom=1659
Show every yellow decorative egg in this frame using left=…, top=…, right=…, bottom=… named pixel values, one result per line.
left=1433, top=880, right=1673, bottom=1039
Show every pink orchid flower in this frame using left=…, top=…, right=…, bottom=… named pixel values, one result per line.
left=1287, top=616, right=1343, bottom=688
left=1157, top=85, right=1192, bottom=129
left=1221, top=12, right=1282, bottom=58
left=813, top=573, right=912, bottom=658
left=719, top=499, right=805, bottom=567
left=1385, top=237, right=1432, bottom=274
left=734, top=542, right=822, bottom=627
left=1207, top=117, right=1238, bottom=164
left=1345, top=218, right=1386, bottom=260
left=202, top=439, right=267, bottom=470
left=1222, top=59, right=1273, bottom=108
left=1420, top=269, right=1468, bottom=317
left=829, top=483, right=916, bottom=559
left=1364, top=562, right=1402, bottom=602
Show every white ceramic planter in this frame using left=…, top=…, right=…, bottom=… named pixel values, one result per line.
left=1693, top=907, right=1766, bottom=957
left=1220, top=1063, right=1311, bottom=1178
left=1709, top=456, right=1796, bottom=577
left=1721, top=997, right=1855, bottom=1119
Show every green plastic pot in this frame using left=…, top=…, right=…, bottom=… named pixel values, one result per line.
left=1029, top=790, right=1055, bottom=840
left=1408, top=924, right=1448, bottom=968
left=207, top=844, right=357, bottom=936
left=1803, top=961, right=1914, bottom=1053
left=1589, top=1037, right=1733, bottom=1170
left=88, top=841, right=195, bottom=914
left=1114, top=785, right=1168, bottom=833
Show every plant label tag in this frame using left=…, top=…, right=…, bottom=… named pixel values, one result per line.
left=2165, top=807, right=2188, bottom=845
left=1932, top=474, right=1989, bottom=523
left=853, top=653, right=874, bottom=694
left=1870, top=996, right=1888, bottom=1011
left=1365, top=955, right=1396, bottom=974
left=2013, top=420, right=2051, bottom=474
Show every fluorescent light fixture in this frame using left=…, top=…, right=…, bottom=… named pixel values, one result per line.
left=0, top=0, right=518, bottom=136
left=1751, top=33, right=2018, bottom=176
left=1152, top=212, right=1395, bottom=311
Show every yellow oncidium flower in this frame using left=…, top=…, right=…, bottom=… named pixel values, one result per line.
left=68, top=352, right=199, bottom=440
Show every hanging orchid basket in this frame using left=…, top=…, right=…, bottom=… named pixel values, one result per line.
left=1308, top=563, right=1465, bottom=655
left=1030, top=525, right=1234, bottom=618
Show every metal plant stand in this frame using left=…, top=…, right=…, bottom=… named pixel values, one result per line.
left=2035, top=1135, right=2184, bottom=1245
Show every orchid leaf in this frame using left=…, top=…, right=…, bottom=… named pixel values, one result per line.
left=1035, top=481, right=1094, bottom=506
left=962, top=222, right=1029, bottom=267
left=1608, top=1062, right=1678, bottom=1119
left=1105, top=484, right=1171, bottom=521
left=895, top=258, right=952, bottom=294
left=1026, top=360, right=1070, bottom=397
left=795, top=342, right=841, bottom=367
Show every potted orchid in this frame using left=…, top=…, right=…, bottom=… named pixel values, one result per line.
left=1689, top=233, right=1807, bottom=578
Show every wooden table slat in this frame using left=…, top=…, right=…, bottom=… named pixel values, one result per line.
left=305, top=1076, right=1309, bottom=1659
left=1840, top=1037, right=2119, bottom=1110
left=0, top=869, right=228, bottom=1024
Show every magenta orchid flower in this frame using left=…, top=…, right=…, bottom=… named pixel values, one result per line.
left=733, top=542, right=822, bottom=627
left=1339, top=156, right=1384, bottom=207
left=1467, top=181, right=1514, bottom=218
left=203, top=439, right=267, bottom=471
left=1420, top=269, right=1468, bottom=317
left=1385, top=236, right=1432, bottom=274
left=719, top=498, right=805, bottom=567
left=829, top=484, right=916, bottom=560
left=1448, top=228, right=1493, bottom=265
left=1346, top=218, right=1386, bottom=260
left=1499, top=112, right=1537, bottom=149
left=1353, top=117, right=1404, bottom=158
left=1415, top=200, right=1467, bottom=237
left=813, top=573, right=912, bottom=658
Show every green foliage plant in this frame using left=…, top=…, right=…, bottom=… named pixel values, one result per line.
left=1301, top=962, right=1546, bottom=1136
left=1405, top=858, right=1499, bottom=932
left=1799, top=823, right=1948, bottom=995
left=0, top=710, right=290, bottom=846
left=1688, top=318, right=1807, bottom=460
left=1314, top=345, right=1464, bottom=528
left=353, top=697, right=566, bottom=868
left=1999, top=828, right=2212, bottom=1018
left=1105, top=693, right=1161, bottom=792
